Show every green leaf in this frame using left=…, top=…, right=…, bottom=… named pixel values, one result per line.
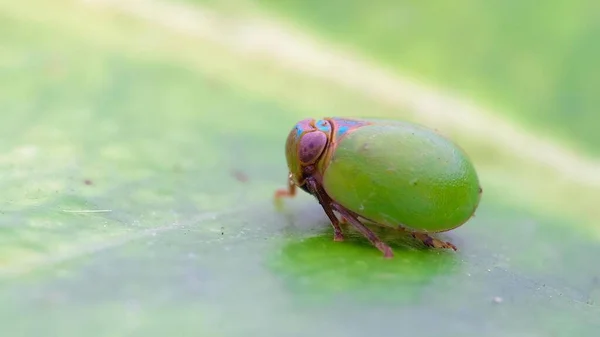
left=1, top=0, right=599, bottom=336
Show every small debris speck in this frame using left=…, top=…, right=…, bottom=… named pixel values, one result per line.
left=493, top=296, right=503, bottom=304
left=232, top=170, right=249, bottom=183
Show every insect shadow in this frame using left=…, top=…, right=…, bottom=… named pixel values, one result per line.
left=268, top=231, right=461, bottom=303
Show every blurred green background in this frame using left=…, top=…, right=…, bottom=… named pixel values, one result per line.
left=251, top=0, right=600, bottom=154
left=1, top=0, right=599, bottom=336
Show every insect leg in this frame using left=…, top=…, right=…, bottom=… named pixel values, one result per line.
left=274, top=173, right=297, bottom=199
left=331, top=203, right=394, bottom=258
left=410, top=232, right=457, bottom=251
left=305, top=178, right=344, bottom=242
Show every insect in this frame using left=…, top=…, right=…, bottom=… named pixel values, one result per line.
left=275, top=117, right=482, bottom=258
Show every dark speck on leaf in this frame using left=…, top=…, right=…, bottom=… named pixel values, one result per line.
left=83, top=179, right=92, bottom=185
left=232, top=170, right=249, bottom=183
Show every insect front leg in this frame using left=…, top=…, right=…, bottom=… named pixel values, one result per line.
left=274, top=173, right=297, bottom=199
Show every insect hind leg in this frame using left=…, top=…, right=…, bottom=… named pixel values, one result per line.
left=409, top=231, right=457, bottom=251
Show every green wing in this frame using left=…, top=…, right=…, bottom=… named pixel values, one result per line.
left=322, top=122, right=481, bottom=232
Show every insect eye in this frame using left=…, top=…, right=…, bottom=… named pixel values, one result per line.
left=298, top=131, right=327, bottom=164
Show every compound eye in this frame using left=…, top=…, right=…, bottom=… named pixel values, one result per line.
left=298, top=131, right=327, bottom=164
